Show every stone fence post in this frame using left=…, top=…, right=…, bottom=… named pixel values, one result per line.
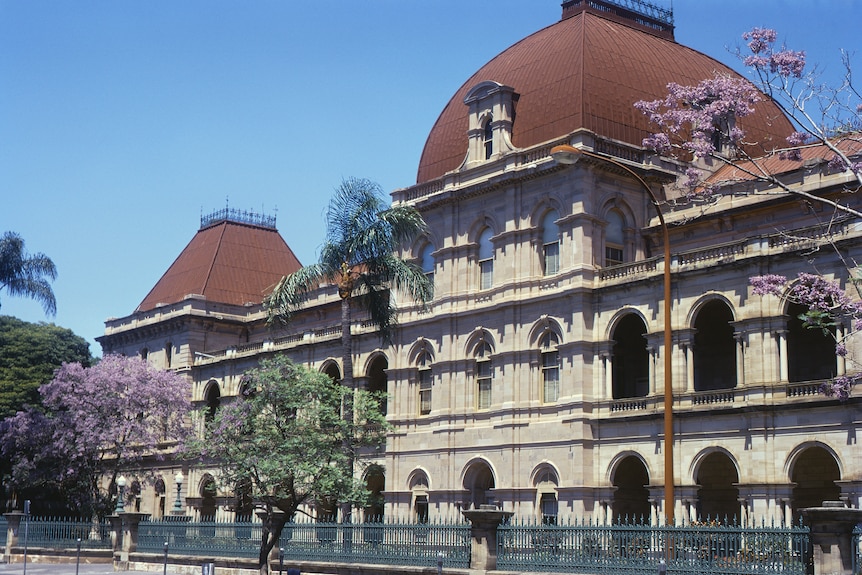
left=462, top=505, right=514, bottom=571
left=109, top=512, right=150, bottom=570
left=801, top=502, right=862, bottom=575
left=3, top=512, right=26, bottom=563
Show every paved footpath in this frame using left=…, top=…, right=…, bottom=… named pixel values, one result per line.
left=0, top=563, right=179, bottom=574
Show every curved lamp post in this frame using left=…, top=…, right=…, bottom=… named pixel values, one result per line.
left=171, top=471, right=184, bottom=514
left=550, top=144, right=674, bottom=523
left=115, top=475, right=127, bottom=514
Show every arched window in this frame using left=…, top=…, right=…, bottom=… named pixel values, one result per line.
left=542, top=211, right=560, bottom=276
left=475, top=341, right=493, bottom=410
left=605, top=210, right=625, bottom=266
left=612, top=456, right=650, bottom=523
left=140, top=347, right=149, bottom=361
left=417, top=349, right=433, bottom=416
left=367, top=355, right=388, bottom=416
left=535, top=468, right=559, bottom=524
left=540, top=332, right=560, bottom=403
left=693, top=300, right=737, bottom=391
left=204, top=381, right=221, bottom=423
left=164, top=342, right=173, bottom=369
left=478, top=228, right=494, bottom=290
left=612, top=314, right=649, bottom=399
left=409, top=472, right=430, bottom=523
left=483, top=116, right=493, bottom=159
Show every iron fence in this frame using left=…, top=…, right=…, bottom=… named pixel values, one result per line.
left=21, top=517, right=111, bottom=550
left=277, top=518, right=471, bottom=568
left=0, top=515, right=7, bottom=548
left=138, top=518, right=261, bottom=559
left=853, top=523, right=861, bottom=575
left=498, top=518, right=810, bottom=575
left=137, top=517, right=471, bottom=568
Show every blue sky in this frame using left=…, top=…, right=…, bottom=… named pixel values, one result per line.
left=1, top=0, right=860, bottom=354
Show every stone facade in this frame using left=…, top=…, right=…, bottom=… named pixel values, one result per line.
left=97, top=2, right=861, bottom=526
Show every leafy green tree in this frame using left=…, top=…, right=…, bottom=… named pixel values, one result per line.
left=0, top=315, right=92, bottom=419
left=0, top=232, right=57, bottom=316
left=187, top=356, right=388, bottom=575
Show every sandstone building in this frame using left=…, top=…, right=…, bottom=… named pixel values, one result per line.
left=98, top=0, right=862, bottom=525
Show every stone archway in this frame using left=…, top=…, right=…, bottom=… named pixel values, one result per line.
left=463, top=460, right=496, bottom=509
left=611, top=456, right=650, bottom=523
left=791, top=445, right=841, bottom=519
left=366, top=355, right=388, bottom=415
left=696, top=451, right=740, bottom=523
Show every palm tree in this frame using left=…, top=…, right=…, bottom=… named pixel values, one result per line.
left=0, top=232, right=57, bottom=316
left=264, top=177, right=433, bottom=519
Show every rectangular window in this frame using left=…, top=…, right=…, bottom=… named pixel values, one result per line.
left=543, top=241, right=560, bottom=276
left=542, top=350, right=559, bottom=403
left=605, top=246, right=623, bottom=267
left=419, top=369, right=432, bottom=415
left=479, top=259, right=493, bottom=290
left=477, top=360, right=492, bottom=409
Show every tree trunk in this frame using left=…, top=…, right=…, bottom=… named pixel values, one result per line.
left=257, top=511, right=288, bottom=575
left=340, top=295, right=354, bottom=526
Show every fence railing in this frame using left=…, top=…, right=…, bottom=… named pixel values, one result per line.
left=137, top=518, right=471, bottom=568
left=0, top=516, right=6, bottom=548
left=853, top=523, right=861, bottom=575
left=498, top=518, right=810, bottom=575
left=20, top=517, right=112, bottom=550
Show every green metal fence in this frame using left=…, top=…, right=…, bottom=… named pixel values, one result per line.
left=0, top=516, right=7, bottom=548
left=138, top=519, right=261, bottom=559
left=498, top=518, right=810, bottom=575
left=277, top=519, right=471, bottom=568
left=22, top=517, right=112, bottom=550
left=853, top=523, right=861, bottom=575
left=137, top=517, right=471, bottom=569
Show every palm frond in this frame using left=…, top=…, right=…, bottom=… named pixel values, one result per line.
left=264, top=263, right=329, bottom=326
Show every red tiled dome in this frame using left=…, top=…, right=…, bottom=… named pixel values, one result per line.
left=416, top=6, right=794, bottom=184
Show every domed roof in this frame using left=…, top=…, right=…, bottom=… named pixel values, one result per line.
left=416, top=3, right=794, bottom=184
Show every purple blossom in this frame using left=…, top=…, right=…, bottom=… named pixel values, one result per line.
left=835, top=342, right=848, bottom=357
left=786, top=131, right=808, bottom=147
left=750, top=274, right=787, bottom=296
left=636, top=74, right=760, bottom=160
left=742, top=27, right=777, bottom=54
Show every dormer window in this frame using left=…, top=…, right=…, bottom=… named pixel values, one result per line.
left=463, top=81, right=517, bottom=168
left=484, top=117, right=494, bottom=159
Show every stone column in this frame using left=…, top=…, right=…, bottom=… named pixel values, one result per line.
left=110, top=512, right=150, bottom=570
left=800, top=502, right=862, bottom=575
left=462, top=505, right=514, bottom=571
left=3, top=512, right=26, bottom=562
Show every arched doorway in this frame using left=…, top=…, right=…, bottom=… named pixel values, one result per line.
left=696, top=451, right=740, bottom=523
left=790, top=445, right=841, bottom=519
left=611, top=456, right=650, bottom=523
left=463, top=460, right=496, bottom=509
left=787, top=302, right=836, bottom=382
left=200, top=474, right=218, bottom=520
left=693, top=300, right=737, bottom=391
left=364, top=465, right=385, bottom=521
left=366, top=355, right=388, bottom=415
left=612, top=314, right=649, bottom=398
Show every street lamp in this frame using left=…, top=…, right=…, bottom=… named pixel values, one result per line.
left=550, top=144, right=674, bottom=523
left=115, top=475, right=127, bottom=514
left=171, top=471, right=184, bottom=514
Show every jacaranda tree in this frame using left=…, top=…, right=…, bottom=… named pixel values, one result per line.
left=187, top=356, right=388, bottom=575
left=1, top=354, right=191, bottom=516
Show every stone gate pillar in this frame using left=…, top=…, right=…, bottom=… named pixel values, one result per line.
left=800, top=501, right=862, bottom=575
left=3, top=512, right=26, bottom=562
left=462, top=505, right=514, bottom=571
